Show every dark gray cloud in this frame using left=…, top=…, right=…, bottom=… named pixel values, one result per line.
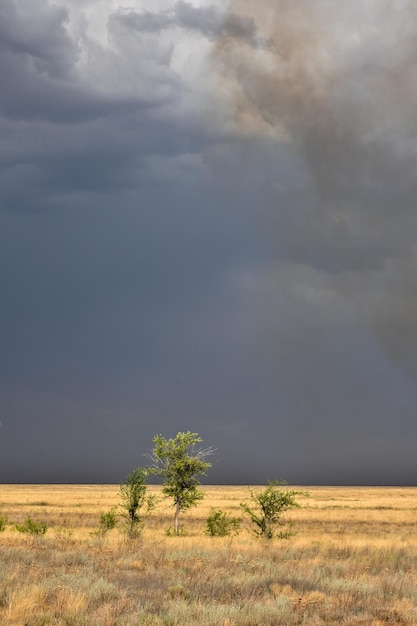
left=0, top=0, right=75, bottom=78
left=0, top=0, right=416, bottom=485
left=112, top=1, right=257, bottom=43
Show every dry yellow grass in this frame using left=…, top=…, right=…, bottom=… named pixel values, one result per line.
left=0, top=484, right=416, bottom=625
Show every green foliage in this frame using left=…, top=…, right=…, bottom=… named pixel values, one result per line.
left=149, top=431, right=214, bottom=535
left=101, top=508, right=117, bottom=530
left=91, top=507, right=118, bottom=538
left=205, top=508, right=241, bottom=537
left=0, top=514, right=7, bottom=532
left=240, top=481, right=307, bottom=539
left=119, top=467, right=155, bottom=538
left=14, top=517, right=47, bottom=536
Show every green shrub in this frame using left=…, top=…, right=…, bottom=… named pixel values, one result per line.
left=14, top=517, right=47, bottom=535
left=119, top=467, right=155, bottom=539
left=241, top=481, right=307, bottom=539
left=205, top=508, right=241, bottom=537
left=100, top=508, right=117, bottom=531
left=92, top=507, right=118, bottom=538
left=0, top=514, right=7, bottom=532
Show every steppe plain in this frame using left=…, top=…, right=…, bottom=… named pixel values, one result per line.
left=0, top=484, right=416, bottom=625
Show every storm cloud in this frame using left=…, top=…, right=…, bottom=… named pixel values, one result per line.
left=113, top=0, right=258, bottom=43
left=215, top=0, right=417, bottom=376
left=0, top=0, right=416, bottom=485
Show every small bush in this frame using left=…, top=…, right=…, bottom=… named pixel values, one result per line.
left=241, top=481, right=307, bottom=539
left=0, top=514, right=7, bottom=532
left=205, top=508, right=241, bottom=537
left=119, top=467, right=155, bottom=539
left=99, top=508, right=117, bottom=532
left=14, top=517, right=47, bottom=535
left=91, top=508, right=118, bottom=538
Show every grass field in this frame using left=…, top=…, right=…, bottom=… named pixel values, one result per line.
left=0, top=484, right=416, bottom=625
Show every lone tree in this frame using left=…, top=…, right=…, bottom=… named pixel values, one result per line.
left=119, top=467, right=155, bottom=539
left=241, top=481, right=307, bottom=539
left=149, top=431, right=215, bottom=535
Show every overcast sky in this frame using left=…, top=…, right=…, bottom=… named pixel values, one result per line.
left=1, top=0, right=417, bottom=485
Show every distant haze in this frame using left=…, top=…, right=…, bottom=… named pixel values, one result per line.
left=0, top=0, right=416, bottom=485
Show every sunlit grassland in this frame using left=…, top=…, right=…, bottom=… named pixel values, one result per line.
left=1, top=485, right=417, bottom=625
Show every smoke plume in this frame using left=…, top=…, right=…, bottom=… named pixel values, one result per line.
left=213, top=0, right=417, bottom=382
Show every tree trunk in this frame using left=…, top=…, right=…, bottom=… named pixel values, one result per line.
left=174, top=502, right=180, bottom=535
